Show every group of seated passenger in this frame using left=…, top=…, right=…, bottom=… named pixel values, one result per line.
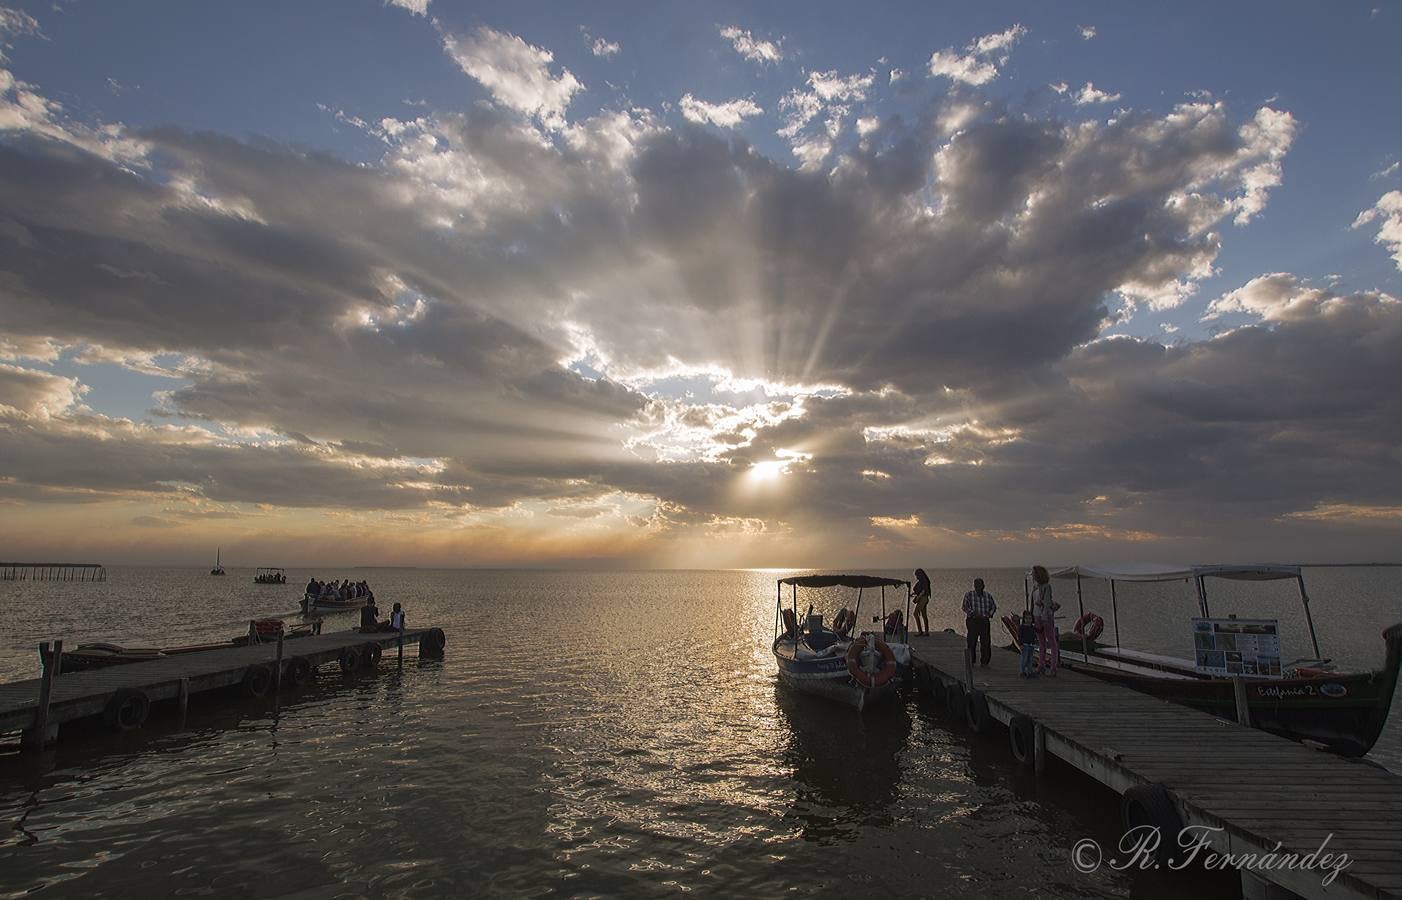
left=304, top=578, right=372, bottom=601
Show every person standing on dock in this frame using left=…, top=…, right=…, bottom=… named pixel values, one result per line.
left=1030, top=565, right=1060, bottom=676
left=961, top=578, right=997, bottom=666
left=1018, top=611, right=1039, bottom=677
left=912, top=568, right=932, bottom=635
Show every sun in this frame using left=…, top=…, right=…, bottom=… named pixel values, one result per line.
left=749, top=459, right=788, bottom=482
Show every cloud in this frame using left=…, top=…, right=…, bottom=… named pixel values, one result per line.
left=1079, top=25, right=1097, bottom=40
left=678, top=93, right=762, bottom=128
left=591, top=37, right=620, bottom=57
left=9, top=44, right=1386, bottom=564
left=439, top=26, right=582, bottom=129
left=386, top=0, right=429, bottom=16
left=1073, top=82, right=1120, bottom=105
left=1353, top=190, right=1402, bottom=270
left=928, top=24, right=1027, bottom=85
left=719, top=25, right=782, bottom=64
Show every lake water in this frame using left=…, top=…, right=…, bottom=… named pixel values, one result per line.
left=1, top=566, right=1398, bottom=897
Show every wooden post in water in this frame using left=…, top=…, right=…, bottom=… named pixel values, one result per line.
left=1034, top=722, right=1046, bottom=774
left=25, top=640, right=62, bottom=752
left=963, top=646, right=975, bottom=689
left=177, top=677, right=189, bottom=723
left=397, top=626, right=404, bottom=670
left=1232, top=677, right=1253, bottom=727
left=273, top=632, right=284, bottom=697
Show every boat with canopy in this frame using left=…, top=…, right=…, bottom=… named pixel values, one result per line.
left=254, top=567, right=287, bottom=584
left=772, top=574, right=913, bottom=711
left=1008, top=563, right=1402, bottom=757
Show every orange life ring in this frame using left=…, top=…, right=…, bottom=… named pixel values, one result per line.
left=1072, top=612, right=1104, bottom=642
left=846, top=637, right=897, bottom=688
left=1001, top=614, right=1020, bottom=645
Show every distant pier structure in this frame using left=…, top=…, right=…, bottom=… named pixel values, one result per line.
left=1, top=562, right=107, bottom=582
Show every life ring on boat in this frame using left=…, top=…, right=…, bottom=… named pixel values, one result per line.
left=243, top=664, right=274, bottom=697
left=104, top=689, right=150, bottom=732
left=845, top=637, right=897, bottom=688
left=1072, top=612, right=1105, bottom=642
left=1008, top=714, right=1037, bottom=767
left=1001, top=615, right=1021, bottom=646
left=832, top=608, right=854, bottom=637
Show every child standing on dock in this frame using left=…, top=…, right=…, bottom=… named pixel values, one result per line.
left=1018, top=611, right=1038, bottom=677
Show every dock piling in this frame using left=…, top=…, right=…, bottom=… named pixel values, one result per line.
left=1231, top=675, right=1253, bottom=727
left=397, top=627, right=404, bottom=670
left=273, top=633, right=284, bottom=697
left=177, top=677, right=189, bottom=722
left=24, top=640, right=62, bottom=751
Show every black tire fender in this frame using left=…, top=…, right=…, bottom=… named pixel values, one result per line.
left=283, top=656, right=312, bottom=688
left=362, top=643, right=383, bottom=669
left=339, top=645, right=362, bottom=674
left=1121, top=783, right=1185, bottom=863
left=1008, top=714, right=1037, bottom=767
left=104, top=688, right=150, bottom=732
left=243, top=664, right=273, bottom=698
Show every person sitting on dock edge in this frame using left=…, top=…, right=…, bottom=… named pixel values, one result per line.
left=387, top=602, right=405, bottom=632
left=360, top=597, right=380, bottom=631
left=962, top=578, right=996, bottom=666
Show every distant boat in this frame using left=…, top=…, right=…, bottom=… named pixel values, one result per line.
left=254, top=567, right=287, bottom=584
left=772, top=574, right=913, bottom=712
left=1031, top=564, right=1402, bottom=758
left=210, top=548, right=225, bottom=576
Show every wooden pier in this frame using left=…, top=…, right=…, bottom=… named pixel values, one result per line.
left=1, top=562, right=106, bottom=581
left=910, top=632, right=1402, bottom=900
left=0, top=626, right=445, bottom=751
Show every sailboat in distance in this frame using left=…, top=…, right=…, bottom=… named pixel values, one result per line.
left=210, top=548, right=225, bottom=576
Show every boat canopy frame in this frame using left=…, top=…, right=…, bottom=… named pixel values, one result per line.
left=773, top=574, right=912, bottom=643
left=1031, top=563, right=1320, bottom=660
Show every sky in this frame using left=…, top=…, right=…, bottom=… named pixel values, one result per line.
left=1, top=1, right=1400, bottom=569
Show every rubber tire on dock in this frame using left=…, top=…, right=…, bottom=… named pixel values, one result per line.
left=104, top=689, right=150, bottom=732
left=1008, top=714, right=1037, bottom=767
left=944, top=681, right=966, bottom=722
left=419, top=628, right=446, bottom=657
left=964, top=690, right=991, bottom=733
left=339, top=646, right=363, bottom=674
left=243, top=664, right=274, bottom=698
left=1121, top=783, right=1184, bottom=863
left=283, top=657, right=312, bottom=688
left=361, top=643, right=383, bottom=670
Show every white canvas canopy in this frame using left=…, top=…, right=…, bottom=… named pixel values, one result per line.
left=1048, top=564, right=1301, bottom=583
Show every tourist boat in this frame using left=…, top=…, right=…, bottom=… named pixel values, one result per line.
left=772, top=574, right=913, bottom=712
left=1012, top=564, right=1402, bottom=758
left=300, top=592, right=369, bottom=614
left=210, top=548, right=225, bottom=576
left=61, top=619, right=315, bottom=671
left=254, top=567, right=287, bottom=584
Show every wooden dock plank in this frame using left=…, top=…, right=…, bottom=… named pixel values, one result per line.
left=910, top=632, right=1402, bottom=900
